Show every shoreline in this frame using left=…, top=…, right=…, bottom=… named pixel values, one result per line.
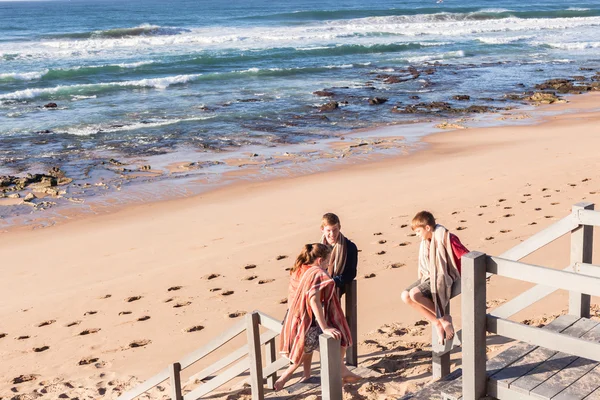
left=1, top=92, right=600, bottom=398
left=2, top=89, right=599, bottom=234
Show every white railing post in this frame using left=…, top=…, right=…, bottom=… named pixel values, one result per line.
left=265, top=337, right=277, bottom=389
left=462, top=252, right=487, bottom=400
left=570, top=202, right=594, bottom=318
left=344, top=280, right=358, bottom=367
left=169, top=363, right=183, bottom=400
left=320, top=334, right=342, bottom=400
left=432, top=302, right=451, bottom=379
left=246, top=311, right=265, bottom=400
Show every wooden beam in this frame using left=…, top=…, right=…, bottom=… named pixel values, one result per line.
left=487, top=316, right=600, bottom=363
left=487, top=257, right=600, bottom=297
left=578, top=208, right=600, bottom=227
left=499, top=214, right=579, bottom=261
left=345, top=280, right=358, bottom=367
left=265, top=337, right=277, bottom=389
left=257, top=312, right=283, bottom=334
left=246, top=312, right=265, bottom=400
left=185, top=330, right=278, bottom=386
left=169, top=363, right=183, bottom=400
left=461, top=252, right=487, bottom=400
left=570, top=202, right=594, bottom=318
left=183, top=359, right=250, bottom=400
left=178, top=320, right=246, bottom=369
left=319, top=334, right=342, bottom=400
left=116, top=367, right=170, bottom=400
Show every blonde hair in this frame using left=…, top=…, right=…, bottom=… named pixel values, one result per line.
left=321, top=212, right=340, bottom=228
left=292, top=243, right=332, bottom=273
left=411, top=210, right=436, bottom=230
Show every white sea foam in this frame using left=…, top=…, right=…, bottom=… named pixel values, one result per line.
left=477, top=8, right=514, bottom=13
left=404, top=50, right=465, bottom=63
left=60, top=116, right=215, bottom=136
left=0, top=70, right=48, bottom=81
left=537, top=41, right=600, bottom=50
left=567, top=7, right=590, bottom=11
left=0, top=74, right=202, bottom=100
left=476, top=35, right=532, bottom=44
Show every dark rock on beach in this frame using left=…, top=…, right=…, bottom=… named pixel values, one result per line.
left=369, top=97, right=388, bottom=105
left=319, top=101, right=339, bottom=112
left=43, top=102, right=58, bottom=108
left=313, top=90, right=335, bottom=97
left=453, top=95, right=470, bottom=101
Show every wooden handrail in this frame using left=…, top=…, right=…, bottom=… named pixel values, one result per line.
left=578, top=208, right=600, bottom=226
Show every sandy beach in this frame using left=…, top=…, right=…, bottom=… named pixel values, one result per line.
left=2, top=92, right=600, bottom=399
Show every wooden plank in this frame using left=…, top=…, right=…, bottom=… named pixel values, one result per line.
left=263, top=357, right=290, bottom=378
left=571, top=262, right=600, bottom=276
left=183, top=359, right=250, bottom=400
left=487, top=257, right=600, bottom=297
left=509, top=318, right=598, bottom=394
left=116, top=367, right=170, bottom=400
left=265, top=377, right=321, bottom=400
left=487, top=316, right=600, bottom=363
left=442, top=315, right=579, bottom=400
left=319, top=334, right=342, bottom=400
left=178, top=320, right=246, bottom=369
left=578, top=209, right=600, bottom=227
left=265, top=337, right=278, bottom=389
left=246, top=312, right=265, bottom=400
left=186, top=330, right=278, bottom=385
left=499, top=214, right=579, bottom=261
left=344, top=280, right=358, bottom=367
left=569, top=202, right=594, bottom=318
left=552, top=364, right=600, bottom=400
left=257, top=312, right=283, bottom=334
left=487, top=380, right=536, bottom=400
left=530, top=321, right=600, bottom=399
left=432, top=352, right=451, bottom=380
left=169, top=363, right=183, bottom=400
left=461, top=252, right=487, bottom=400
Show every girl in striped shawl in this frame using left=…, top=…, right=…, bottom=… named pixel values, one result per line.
left=276, top=243, right=361, bottom=390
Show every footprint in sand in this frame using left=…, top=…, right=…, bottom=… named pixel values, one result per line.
left=459, top=219, right=467, bottom=223
left=400, top=224, right=408, bottom=228
left=79, top=357, right=99, bottom=366
left=364, top=273, right=376, bottom=279
left=376, top=250, right=386, bottom=255
left=529, top=222, right=538, bottom=225
left=221, top=291, right=234, bottom=296
left=126, top=296, right=142, bottom=302
left=33, top=345, right=50, bottom=352
left=84, top=311, right=97, bottom=316
left=276, top=255, right=288, bottom=261
left=456, top=226, right=467, bottom=231
left=185, top=325, right=204, bottom=333
left=477, top=213, right=484, bottom=217
left=523, top=194, right=531, bottom=197
left=555, top=189, right=561, bottom=192
left=244, top=275, right=258, bottom=281
left=551, top=202, right=560, bottom=205
left=485, top=236, right=494, bottom=241
left=390, top=263, right=405, bottom=269
left=568, top=183, right=577, bottom=187
left=398, top=242, right=410, bottom=247
left=258, top=279, right=274, bottom=285
left=500, top=230, right=512, bottom=234
left=167, top=286, right=182, bottom=291
left=373, top=232, right=383, bottom=236
left=542, top=188, right=548, bottom=191
left=504, top=206, right=512, bottom=210
left=582, top=178, right=590, bottom=182
left=244, top=264, right=257, bottom=270
left=545, top=215, right=554, bottom=219
left=129, top=340, right=150, bottom=348
left=12, top=374, right=38, bottom=384
left=479, top=205, right=488, bottom=208
left=503, top=214, right=514, bottom=218
left=209, top=288, right=221, bottom=292
left=100, top=294, right=112, bottom=299
left=488, top=220, right=496, bottom=224
left=279, top=298, right=288, bottom=304
left=118, top=311, right=132, bottom=315
left=173, top=301, right=192, bottom=308
left=17, top=335, right=30, bottom=340
left=164, top=298, right=174, bottom=303
left=498, top=199, right=506, bottom=202
left=378, top=239, right=387, bottom=244
left=204, top=273, right=221, bottom=280
left=452, top=211, right=460, bottom=215
left=38, top=320, right=56, bottom=327
left=407, top=233, right=416, bottom=237
left=137, top=316, right=150, bottom=322
left=544, top=194, right=552, bottom=198
left=591, top=191, right=597, bottom=195
left=0, top=333, right=6, bottom=339
left=535, top=208, right=542, bottom=211
left=228, top=311, right=247, bottom=318
left=66, top=321, right=81, bottom=327
left=79, top=328, right=101, bottom=336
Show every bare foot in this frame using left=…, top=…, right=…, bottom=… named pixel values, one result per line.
left=440, top=316, right=455, bottom=341
left=342, top=372, right=362, bottom=384
left=274, top=374, right=289, bottom=391
left=299, top=375, right=312, bottom=383
left=434, top=320, right=445, bottom=345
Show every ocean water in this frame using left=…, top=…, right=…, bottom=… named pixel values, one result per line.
left=1, top=0, right=600, bottom=219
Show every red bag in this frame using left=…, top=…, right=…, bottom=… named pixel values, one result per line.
left=450, top=233, right=469, bottom=275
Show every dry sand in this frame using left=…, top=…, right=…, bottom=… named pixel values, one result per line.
left=2, top=93, right=600, bottom=399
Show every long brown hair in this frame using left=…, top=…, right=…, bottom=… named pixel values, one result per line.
left=291, top=243, right=332, bottom=273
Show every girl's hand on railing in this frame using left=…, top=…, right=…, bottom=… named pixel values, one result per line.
left=323, top=327, right=341, bottom=340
